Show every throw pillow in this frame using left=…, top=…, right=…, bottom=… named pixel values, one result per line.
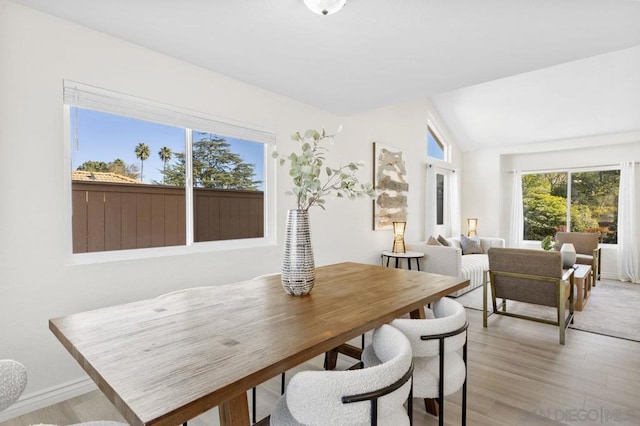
left=427, top=236, right=443, bottom=246
left=437, top=234, right=450, bottom=246
left=460, top=234, right=483, bottom=255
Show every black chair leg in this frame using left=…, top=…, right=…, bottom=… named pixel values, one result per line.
left=462, top=337, right=468, bottom=426
left=252, top=386, right=257, bottom=424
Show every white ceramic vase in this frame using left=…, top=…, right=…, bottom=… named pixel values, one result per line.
left=560, top=243, right=577, bottom=268
left=281, top=209, right=315, bottom=296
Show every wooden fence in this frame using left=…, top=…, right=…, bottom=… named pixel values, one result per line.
left=72, top=181, right=264, bottom=253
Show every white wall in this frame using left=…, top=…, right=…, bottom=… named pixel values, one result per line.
left=0, top=1, right=458, bottom=417
left=461, top=132, right=640, bottom=278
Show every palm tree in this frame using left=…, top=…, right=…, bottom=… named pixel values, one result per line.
left=158, top=146, right=173, bottom=184
left=135, top=142, right=150, bottom=182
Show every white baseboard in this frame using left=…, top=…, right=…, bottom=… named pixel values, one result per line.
left=0, top=377, right=96, bottom=423
left=600, top=272, right=619, bottom=280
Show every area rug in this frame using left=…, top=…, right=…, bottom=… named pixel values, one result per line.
left=456, top=279, right=640, bottom=342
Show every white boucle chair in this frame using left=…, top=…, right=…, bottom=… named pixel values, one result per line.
left=270, top=324, right=414, bottom=426
left=0, top=359, right=27, bottom=413
left=378, top=298, right=468, bottom=426
left=1, top=360, right=127, bottom=426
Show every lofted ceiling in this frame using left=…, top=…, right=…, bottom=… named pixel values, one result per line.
left=9, top=0, right=640, bottom=149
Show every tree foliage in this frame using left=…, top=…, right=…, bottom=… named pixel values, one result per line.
left=76, top=159, right=138, bottom=179
left=522, top=171, right=619, bottom=243
left=135, top=142, right=150, bottom=182
left=160, top=134, right=261, bottom=190
left=158, top=146, right=173, bottom=184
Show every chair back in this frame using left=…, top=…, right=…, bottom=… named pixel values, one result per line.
left=0, top=360, right=27, bottom=412
left=488, top=248, right=564, bottom=307
left=391, top=297, right=467, bottom=357
left=285, top=325, right=413, bottom=425
left=554, top=232, right=598, bottom=255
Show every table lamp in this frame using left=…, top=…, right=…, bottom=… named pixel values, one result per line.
left=467, top=218, right=478, bottom=237
left=392, top=222, right=406, bottom=253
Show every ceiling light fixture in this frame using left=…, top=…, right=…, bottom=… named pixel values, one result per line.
left=303, top=0, right=347, bottom=16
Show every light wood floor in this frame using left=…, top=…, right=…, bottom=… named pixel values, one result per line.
left=3, top=308, right=639, bottom=426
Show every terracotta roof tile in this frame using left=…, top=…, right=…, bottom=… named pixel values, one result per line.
left=72, top=170, right=140, bottom=184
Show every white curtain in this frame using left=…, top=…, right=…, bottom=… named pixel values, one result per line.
left=617, top=162, right=639, bottom=283
left=449, top=170, right=461, bottom=237
left=508, top=170, right=523, bottom=248
left=425, top=165, right=437, bottom=239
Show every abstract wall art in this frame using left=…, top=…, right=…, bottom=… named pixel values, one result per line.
left=373, top=142, right=408, bottom=230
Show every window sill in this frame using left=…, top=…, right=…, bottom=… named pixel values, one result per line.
left=66, top=235, right=277, bottom=265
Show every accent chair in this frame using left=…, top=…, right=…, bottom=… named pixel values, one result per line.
left=384, top=297, right=469, bottom=426
left=485, top=248, right=575, bottom=344
left=554, top=232, right=601, bottom=283
left=271, top=324, right=414, bottom=426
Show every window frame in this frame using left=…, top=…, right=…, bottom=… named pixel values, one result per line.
left=521, top=166, right=620, bottom=245
left=63, top=82, right=277, bottom=264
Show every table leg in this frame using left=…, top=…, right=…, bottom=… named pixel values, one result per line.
left=324, top=348, right=339, bottom=370
left=408, top=259, right=412, bottom=270
left=417, top=259, right=421, bottom=271
left=395, top=257, right=399, bottom=268
left=386, top=256, right=390, bottom=267
left=219, top=393, right=250, bottom=426
left=410, top=306, right=426, bottom=319
left=425, top=398, right=439, bottom=417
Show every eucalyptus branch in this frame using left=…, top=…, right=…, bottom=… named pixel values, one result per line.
left=272, top=127, right=375, bottom=211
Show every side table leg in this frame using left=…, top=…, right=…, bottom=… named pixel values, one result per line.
left=575, top=277, right=585, bottom=311
left=408, top=259, right=412, bottom=270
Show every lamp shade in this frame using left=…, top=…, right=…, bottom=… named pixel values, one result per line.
left=467, top=218, right=478, bottom=237
left=392, top=222, right=406, bottom=253
left=303, top=0, right=347, bottom=15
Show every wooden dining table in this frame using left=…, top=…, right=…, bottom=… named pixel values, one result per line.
left=49, top=262, right=469, bottom=426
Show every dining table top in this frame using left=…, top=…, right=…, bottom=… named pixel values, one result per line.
left=49, top=261, right=469, bottom=426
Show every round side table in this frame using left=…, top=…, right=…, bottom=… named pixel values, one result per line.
left=381, top=250, right=425, bottom=270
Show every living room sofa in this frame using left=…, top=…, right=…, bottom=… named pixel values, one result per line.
left=407, top=236, right=506, bottom=297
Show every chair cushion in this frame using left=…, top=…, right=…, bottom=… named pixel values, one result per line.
left=575, top=254, right=594, bottom=265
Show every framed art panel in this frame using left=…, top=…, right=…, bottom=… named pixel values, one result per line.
left=373, top=142, right=408, bottom=230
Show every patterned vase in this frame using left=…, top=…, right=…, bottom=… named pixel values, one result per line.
left=282, top=209, right=315, bottom=296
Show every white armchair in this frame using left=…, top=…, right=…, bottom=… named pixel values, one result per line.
left=1, top=359, right=127, bottom=426
left=271, top=324, right=414, bottom=426
left=0, top=360, right=27, bottom=413
left=389, top=298, right=468, bottom=426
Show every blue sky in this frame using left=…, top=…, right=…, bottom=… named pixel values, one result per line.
left=427, top=129, right=444, bottom=160
left=71, top=108, right=264, bottom=187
